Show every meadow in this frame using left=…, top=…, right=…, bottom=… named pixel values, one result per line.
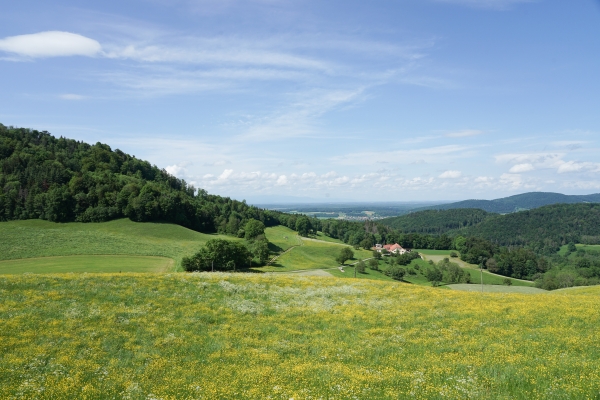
left=0, top=219, right=233, bottom=271
left=1, top=273, right=599, bottom=399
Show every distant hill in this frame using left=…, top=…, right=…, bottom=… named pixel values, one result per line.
left=379, top=208, right=492, bottom=235
left=461, top=203, right=600, bottom=253
left=417, top=192, right=600, bottom=214
left=380, top=203, right=600, bottom=254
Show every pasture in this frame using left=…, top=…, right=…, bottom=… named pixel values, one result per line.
left=1, top=273, right=598, bottom=399
left=0, top=219, right=231, bottom=271
left=256, top=238, right=372, bottom=272
left=0, top=255, right=173, bottom=274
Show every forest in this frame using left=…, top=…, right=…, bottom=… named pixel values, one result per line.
left=0, top=125, right=283, bottom=235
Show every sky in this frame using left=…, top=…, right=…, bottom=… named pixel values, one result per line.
left=1, top=0, right=600, bottom=203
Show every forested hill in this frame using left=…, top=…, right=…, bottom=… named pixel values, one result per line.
left=460, top=203, right=600, bottom=253
left=417, top=192, right=600, bottom=214
left=379, top=208, right=491, bottom=235
left=0, top=124, right=282, bottom=234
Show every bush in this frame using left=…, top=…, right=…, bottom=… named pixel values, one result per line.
left=385, top=266, right=406, bottom=281
left=356, top=260, right=366, bottom=274
left=368, top=258, right=379, bottom=271
left=503, top=278, right=513, bottom=286
left=450, top=251, right=458, bottom=258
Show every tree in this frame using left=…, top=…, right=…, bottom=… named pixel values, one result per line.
left=385, top=266, right=405, bottom=281
left=372, top=250, right=382, bottom=260
left=295, top=216, right=311, bottom=237
left=182, top=239, right=251, bottom=272
left=336, top=247, right=354, bottom=265
left=250, top=238, right=270, bottom=264
left=244, top=219, right=265, bottom=241
left=426, top=267, right=443, bottom=287
left=356, top=259, right=366, bottom=274
left=567, top=242, right=577, bottom=253
left=368, top=258, right=379, bottom=270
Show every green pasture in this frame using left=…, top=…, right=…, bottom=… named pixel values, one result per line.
left=256, top=240, right=372, bottom=272
left=264, top=225, right=301, bottom=253
left=0, top=219, right=231, bottom=269
left=0, top=255, right=173, bottom=274
left=413, top=249, right=457, bottom=256
left=328, top=264, right=395, bottom=281
left=558, top=244, right=600, bottom=257
left=313, top=232, right=346, bottom=245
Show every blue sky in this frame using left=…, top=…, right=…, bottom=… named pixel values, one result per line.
left=1, top=0, right=599, bottom=202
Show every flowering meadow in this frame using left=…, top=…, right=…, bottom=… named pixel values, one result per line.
left=1, top=273, right=599, bottom=399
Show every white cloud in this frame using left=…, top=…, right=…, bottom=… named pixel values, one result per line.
left=445, top=129, right=483, bottom=138
left=276, top=175, right=288, bottom=185
left=439, top=170, right=462, bottom=179
left=509, top=163, right=534, bottom=173
left=165, top=164, right=186, bottom=176
left=218, top=169, right=234, bottom=180
left=557, top=161, right=600, bottom=174
left=0, top=31, right=102, bottom=58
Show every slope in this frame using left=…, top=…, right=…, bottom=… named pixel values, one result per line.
left=379, top=208, right=491, bottom=234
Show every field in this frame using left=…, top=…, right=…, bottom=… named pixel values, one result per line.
left=0, top=219, right=233, bottom=272
left=1, top=273, right=599, bottom=399
left=256, top=237, right=372, bottom=272
left=0, top=255, right=173, bottom=274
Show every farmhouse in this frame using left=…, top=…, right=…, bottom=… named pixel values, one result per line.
left=373, top=243, right=408, bottom=255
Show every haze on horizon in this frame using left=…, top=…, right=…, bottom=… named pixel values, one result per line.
left=1, top=0, right=599, bottom=202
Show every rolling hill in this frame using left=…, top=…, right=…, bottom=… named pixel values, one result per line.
left=417, top=191, right=600, bottom=214
left=379, top=208, right=492, bottom=234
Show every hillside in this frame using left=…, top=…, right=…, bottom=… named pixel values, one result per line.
left=462, top=203, right=600, bottom=252
left=1, top=273, right=599, bottom=399
left=419, top=192, right=600, bottom=214
left=0, top=218, right=231, bottom=270
left=379, top=208, right=492, bottom=234
left=0, top=124, right=279, bottom=234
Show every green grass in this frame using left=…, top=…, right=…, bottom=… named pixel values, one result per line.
left=328, top=265, right=395, bottom=281
left=256, top=240, right=372, bottom=272
left=558, top=244, right=600, bottom=257
left=0, top=219, right=233, bottom=269
left=313, top=232, right=346, bottom=245
left=413, top=249, right=457, bottom=256
left=1, top=273, right=599, bottom=399
left=0, top=255, right=173, bottom=274
left=263, top=225, right=300, bottom=253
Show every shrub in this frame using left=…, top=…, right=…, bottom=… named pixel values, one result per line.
left=503, top=278, right=513, bottom=286
left=450, top=251, right=458, bottom=258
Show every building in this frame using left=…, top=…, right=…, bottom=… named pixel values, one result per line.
left=373, top=243, right=408, bottom=255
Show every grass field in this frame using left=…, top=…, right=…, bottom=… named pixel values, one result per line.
left=1, top=273, right=599, bottom=399
left=255, top=239, right=373, bottom=272
left=0, top=219, right=232, bottom=270
left=0, top=255, right=173, bottom=274
left=263, top=225, right=301, bottom=253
